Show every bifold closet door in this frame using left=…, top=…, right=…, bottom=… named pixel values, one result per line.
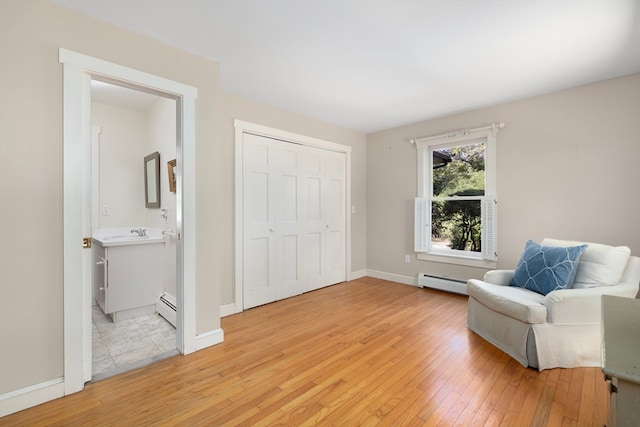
left=242, top=132, right=346, bottom=309
left=242, top=134, right=304, bottom=309
left=274, top=140, right=304, bottom=302
left=303, top=148, right=346, bottom=291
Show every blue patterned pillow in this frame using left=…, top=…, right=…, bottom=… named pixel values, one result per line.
left=509, top=240, right=588, bottom=295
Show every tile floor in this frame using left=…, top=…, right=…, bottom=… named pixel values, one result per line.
left=92, top=305, right=177, bottom=380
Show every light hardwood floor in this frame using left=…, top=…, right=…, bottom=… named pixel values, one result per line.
left=2, top=277, right=608, bottom=426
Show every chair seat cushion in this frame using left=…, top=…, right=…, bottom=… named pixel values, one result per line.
left=467, top=280, right=547, bottom=323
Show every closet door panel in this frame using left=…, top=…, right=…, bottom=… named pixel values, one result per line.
left=275, top=142, right=304, bottom=300
left=303, top=155, right=325, bottom=290
left=305, top=232, right=322, bottom=280
left=278, top=234, right=300, bottom=300
left=243, top=134, right=277, bottom=309
left=324, top=152, right=346, bottom=285
left=245, top=237, right=270, bottom=299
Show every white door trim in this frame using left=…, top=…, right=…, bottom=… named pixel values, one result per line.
left=60, top=48, right=198, bottom=395
left=234, top=119, right=352, bottom=314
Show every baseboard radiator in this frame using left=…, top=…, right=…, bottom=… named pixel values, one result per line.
left=418, top=273, right=468, bottom=295
left=156, top=292, right=177, bottom=327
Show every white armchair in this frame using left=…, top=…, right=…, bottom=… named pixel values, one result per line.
left=466, top=238, right=640, bottom=371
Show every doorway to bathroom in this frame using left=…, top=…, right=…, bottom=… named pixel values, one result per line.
left=60, top=48, right=198, bottom=394
left=89, top=80, right=179, bottom=380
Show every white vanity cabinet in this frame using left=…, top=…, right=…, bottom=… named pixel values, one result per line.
left=93, top=240, right=165, bottom=321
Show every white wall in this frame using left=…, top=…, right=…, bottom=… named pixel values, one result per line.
left=145, top=97, right=177, bottom=296
left=92, top=102, right=147, bottom=227
left=366, top=74, right=640, bottom=283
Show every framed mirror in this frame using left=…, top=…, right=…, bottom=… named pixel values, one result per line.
left=144, top=151, right=161, bottom=208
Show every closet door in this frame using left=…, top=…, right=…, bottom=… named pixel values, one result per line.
left=323, top=150, right=347, bottom=286
left=242, top=132, right=346, bottom=309
left=243, top=134, right=278, bottom=309
left=275, top=141, right=304, bottom=301
left=303, top=146, right=346, bottom=291
left=243, top=134, right=305, bottom=309
left=302, top=148, right=325, bottom=291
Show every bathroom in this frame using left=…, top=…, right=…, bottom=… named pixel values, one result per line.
left=90, top=80, right=178, bottom=379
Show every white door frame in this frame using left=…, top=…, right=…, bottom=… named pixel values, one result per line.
left=233, top=120, right=352, bottom=314
left=60, top=48, right=198, bottom=395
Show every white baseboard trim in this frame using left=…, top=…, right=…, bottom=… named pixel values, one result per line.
left=0, top=377, right=64, bottom=417
left=220, top=303, right=240, bottom=318
left=366, top=269, right=420, bottom=287
left=348, top=269, right=368, bottom=281
left=221, top=269, right=368, bottom=317
left=195, top=328, right=224, bottom=351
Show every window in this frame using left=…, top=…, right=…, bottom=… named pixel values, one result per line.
left=414, top=124, right=501, bottom=267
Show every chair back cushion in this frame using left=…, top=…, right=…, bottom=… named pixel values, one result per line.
left=541, top=238, right=631, bottom=287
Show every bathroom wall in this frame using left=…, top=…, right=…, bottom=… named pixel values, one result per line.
left=91, top=102, right=148, bottom=228
left=145, top=97, right=178, bottom=297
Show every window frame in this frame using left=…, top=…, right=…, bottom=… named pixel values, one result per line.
left=415, top=125, right=498, bottom=268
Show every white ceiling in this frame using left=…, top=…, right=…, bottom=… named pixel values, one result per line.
left=54, top=0, right=640, bottom=133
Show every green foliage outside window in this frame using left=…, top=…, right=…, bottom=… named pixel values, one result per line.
left=432, top=143, right=485, bottom=252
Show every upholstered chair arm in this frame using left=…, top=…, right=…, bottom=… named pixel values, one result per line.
left=482, top=270, right=515, bottom=286
left=544, top=284, right=639, bottom=324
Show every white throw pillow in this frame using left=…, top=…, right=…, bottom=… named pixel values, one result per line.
left=541, top=238, right=631, bottom=286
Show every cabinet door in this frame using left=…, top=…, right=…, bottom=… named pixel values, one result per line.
left=93, top=244, right=107, bottom=313
left=105, top=244, right=164, bottom=313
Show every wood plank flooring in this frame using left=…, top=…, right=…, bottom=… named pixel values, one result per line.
left=2, top=277, right=609, bottom=426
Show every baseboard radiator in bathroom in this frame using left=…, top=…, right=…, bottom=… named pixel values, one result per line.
left=418, top=273, right=468, bottom=295
left=156, top=292, right=177, bottom=327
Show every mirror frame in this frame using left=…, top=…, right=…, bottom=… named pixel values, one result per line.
left=144, top=151, right=161, bottom=208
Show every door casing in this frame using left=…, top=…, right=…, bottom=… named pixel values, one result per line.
left=60, top=48, right=198, bottom=394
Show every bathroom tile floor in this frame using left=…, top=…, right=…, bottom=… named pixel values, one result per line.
left=92, top=305, right=177, bottom=381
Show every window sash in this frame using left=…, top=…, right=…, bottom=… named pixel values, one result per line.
left=432, top=195, right=484, bottom=202
left=415, top=196, right=496, bottom=260
left=414, top=124, right=499, bottom=263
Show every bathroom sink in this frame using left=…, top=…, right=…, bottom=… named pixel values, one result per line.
left=102, top=234, right=149, bottom=241
left=92, top=228, right=165, bottom=247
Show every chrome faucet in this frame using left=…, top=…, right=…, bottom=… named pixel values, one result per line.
left=130, top=228, right=147, bottom=237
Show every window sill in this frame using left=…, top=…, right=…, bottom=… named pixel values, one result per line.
left=416, top=252, right=497, bottom=269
